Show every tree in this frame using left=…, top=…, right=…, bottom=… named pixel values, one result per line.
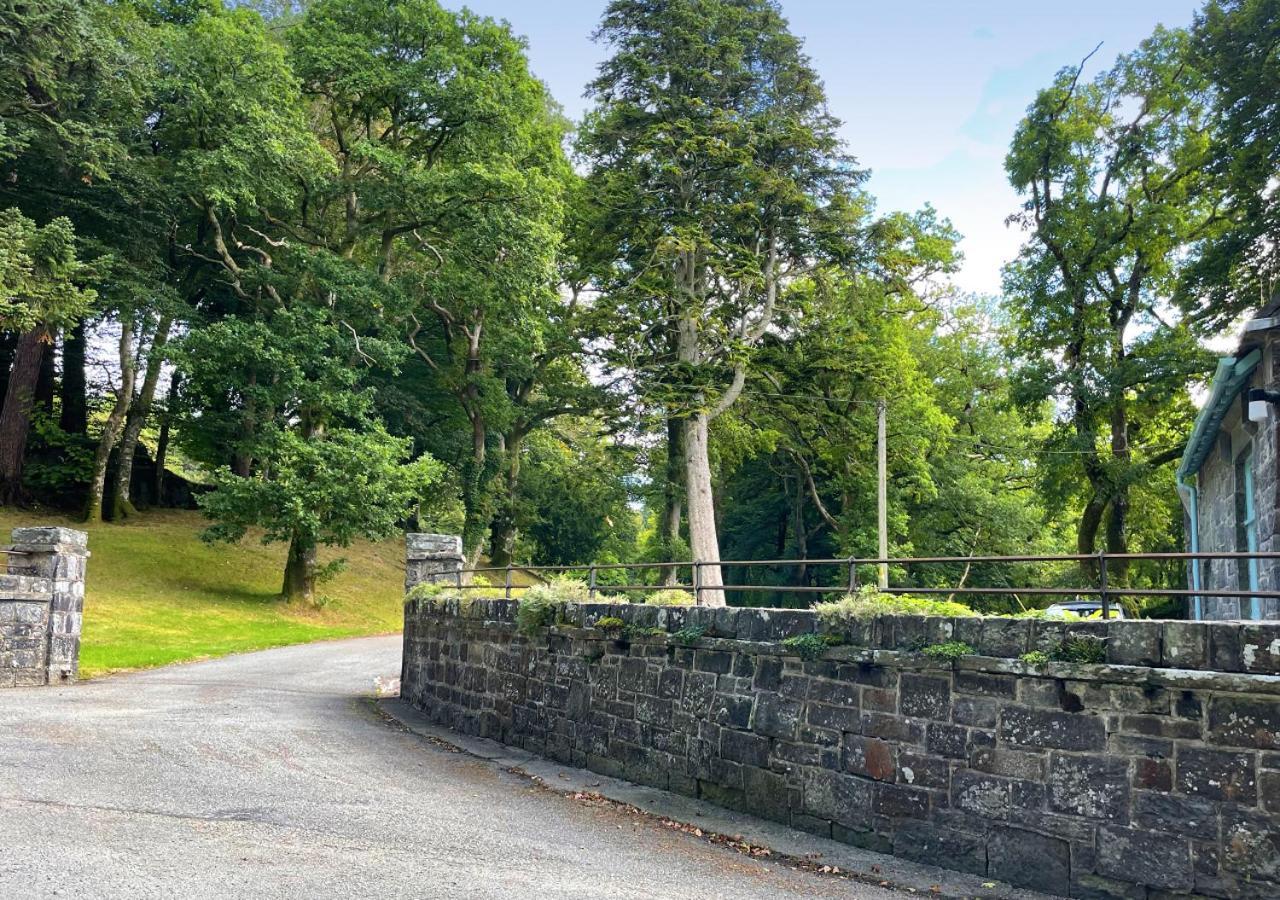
left=0, top=210, right=95, bottom=503
left=1004, top=29, right=1219, bottom=578
left=182, top=302, right=436, bottom=603
left=580, top=0, right=864, bottom=604
left=1181, top=0, right=1280, bottom=324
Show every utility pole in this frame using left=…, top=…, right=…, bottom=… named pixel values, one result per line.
left=877, top=399, right=888, bottom=589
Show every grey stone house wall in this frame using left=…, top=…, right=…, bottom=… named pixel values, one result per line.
left=403, top=585, right=1280, bottom=900
left=0, top=527, right=89, bottom=686
left=1194, top=334, right=1280, bottom=619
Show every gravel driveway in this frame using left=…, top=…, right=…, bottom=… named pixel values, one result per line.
left=0, top=635, right=905, bottom=899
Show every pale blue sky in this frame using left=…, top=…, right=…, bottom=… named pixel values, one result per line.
left=459, top=0, right=1198, bottom=295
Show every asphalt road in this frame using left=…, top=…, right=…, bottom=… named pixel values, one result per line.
left=0, top=635, right=903, bottom=899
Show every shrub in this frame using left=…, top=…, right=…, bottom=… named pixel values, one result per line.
left=920, top=641, right=975, bottom=662
left=594, top=616, right=626, bottom=631
left=672, top=625, right=707, bottom=646
left=405, top=581, right=459, bottom=605
left=1051, top=635, right=1106, bottom=664
left=814, top=585, right=977, bottom=628
left=514, top=576, right=591, bottom=637
left=467, top=573, right=508, bottom=600
left=1020, top=649, right=1050, bottom=667
left=645, top=589, right=695, bottom=607
left=781, top=632, right=843, bottom=660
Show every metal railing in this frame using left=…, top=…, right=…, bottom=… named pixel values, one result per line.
left=456, top=549, right=1280, bottom=619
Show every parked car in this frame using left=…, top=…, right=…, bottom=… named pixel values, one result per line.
left=1044, top=600, right=1126, bottom=619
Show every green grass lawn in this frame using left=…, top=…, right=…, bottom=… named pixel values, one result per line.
left=0, top=508, right=408, bottom=678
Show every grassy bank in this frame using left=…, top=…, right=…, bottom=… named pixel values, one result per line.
left=0, top=509, right=406, bottom=678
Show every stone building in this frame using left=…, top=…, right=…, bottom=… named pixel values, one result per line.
left=1177, top=299, right=1280, bottom=619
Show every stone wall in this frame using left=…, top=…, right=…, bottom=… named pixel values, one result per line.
left=402, top=592, right=1280, bottom=899
left=0, top=527, right=89, bottom=686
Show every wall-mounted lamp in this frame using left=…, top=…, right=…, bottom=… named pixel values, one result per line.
left=1248, top=388, right=1280, bottom=424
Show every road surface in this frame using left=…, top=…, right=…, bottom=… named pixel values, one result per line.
left=0, top=635, right=904, bottom=899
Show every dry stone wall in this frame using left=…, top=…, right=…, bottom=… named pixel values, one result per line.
left=402, top=592, right=1280, bottom=900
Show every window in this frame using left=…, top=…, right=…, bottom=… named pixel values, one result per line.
left=1235, top=448, right=1261, bottom=618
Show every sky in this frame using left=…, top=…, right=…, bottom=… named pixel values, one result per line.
left=458, top=0, right=1200, bottom=296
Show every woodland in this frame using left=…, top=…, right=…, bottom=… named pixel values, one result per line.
left=2, top=0, right=1277, bottom=610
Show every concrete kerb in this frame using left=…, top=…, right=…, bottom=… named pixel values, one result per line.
left=377, top=696, right=1062, bottom=900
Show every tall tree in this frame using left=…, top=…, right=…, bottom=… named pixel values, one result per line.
left=0, top=210, right=95, bottom=503
left=1181, top=0, right=1280, bottom=324
left=580, top=0, right=864, bottom=604
left=1004, top=29, right=1219, bottom=576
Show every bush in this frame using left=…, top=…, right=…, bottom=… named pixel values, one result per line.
left=594, top=616, right=626, bottom=631
left=466, top=573, right=508, bottom=599
left=405, top=581, right=459, bottom=605
left=645, top=589, right=695, bottom=607
left=814, top=585, right=977, bottom=628
left=920, top=641, right=975, bottom=661
left=515, top=576, right=591, bottom=637
left=1020, top=649, right=1050, bottom=667
left=1051, top=635, right=1106, bottom=664
left=781, top=632, right=843, bottom=660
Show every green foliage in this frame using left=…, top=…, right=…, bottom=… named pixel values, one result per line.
left=1004, top=26, right=1218, bottom=572
left=671, top=625, right=707, bottom=646
left=645, top=589, right=695, bottom=607
left=0, top=209, right=96, bottom=333
left=814, top=586, right=978, bottom=628
left=1051, top=635, right=1107, bottom=664
left=1020, top=650, right=1051, bottom=667
left=781, top=632, right=843, bottom=660
left=920, top=641, right=975, bottom=662
left=405, top=581, right=453, bottom=605
left=198, top=424, right=439, bottom=551
left=594, top=616, right=626, bottom=631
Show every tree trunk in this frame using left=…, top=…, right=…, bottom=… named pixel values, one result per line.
left=281, top=531, right=317, bottom=604
left=59, top=320, right=88, bottom=436
left=0, top=331, right=18, bottom=414
left=153, top=372, right=180, bottom=505
left=460, top=409, right=488, bottom=573
left=34, top=331, right=55, bottom=415
left=684, top=410, right=725, bottom=606
left=112, top=315, right=173, bottom=519
left=487, top=430, right=523, bottom=569
left=85, top=318, right=137, bottom=522
left=660, top=414, right=685, bottom=585
left=0, top=326, right=50, bottom=504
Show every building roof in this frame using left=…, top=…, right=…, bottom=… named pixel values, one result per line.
left=1177, top=349, right=1261, bottom=481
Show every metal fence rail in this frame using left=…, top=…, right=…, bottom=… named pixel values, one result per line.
left=455, top=550, right=1280, bottom=618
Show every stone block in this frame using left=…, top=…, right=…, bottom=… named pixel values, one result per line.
left=710, top=694, right=752, bottom=729
left=861, top=711, right=924, bottom=744
left=954, top=670, right=1017, bottom=698
left=1162, top=622, right=1207, bottom=669
left=1107, top=621, right=1163, bottom=667
left=896, top=751, right=949, bottom=790
left=1047, top=753, right=1130, bottom=820
left=1207, top=695, right=1280, bottom=750
left=1208, top=624, right=1244, bottom=672
left=873, top=782, right=929, bottom=819
left=977, top=619, right=1031, bottom=658
left=1176, top=746, right=1257, bottom=803
left=892, top=821, right=986, bottom=876
left=843, top=735, right=896, bottom=782
left=987, top=825, right=1071, bottom=896
left=953, top=696, right=999, bottom=728
left=751, top=694, right=801, bottom=740
left=926, top=722, right=968, bottom=758
left=1221, top=805, right=1280, bottom=882
left=801, top=768, right=874, bottom=829
left=807, top=702, right=860, bottom=733
left=998, top=707, right=1105, bottom=751
left=1241, top=623, right=1280, bottom=675
left=1132, top=791, right=1219, bottom=840
left=1098, top=827, right=1194, bottom=892
left=720, top=729, right=769, bottom=768
left=952, top=769, right=1012, bottom=818
left=899, top=673, right=951, bottom=720
left=969, top=746, right=1045, bottom=781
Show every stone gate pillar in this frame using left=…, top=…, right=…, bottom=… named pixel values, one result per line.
left=405, top=533, right=463, bottom=592
left=8, top=526, right=89, bottom=684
